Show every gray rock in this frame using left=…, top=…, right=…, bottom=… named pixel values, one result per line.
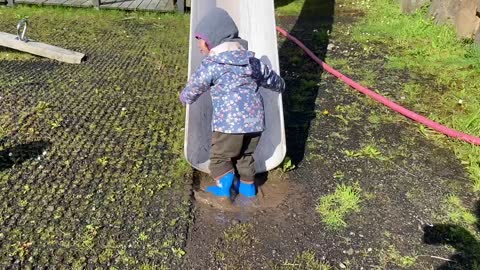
left=430, top=0, right=479, bottom=38
left=456, top=4, right=480, bottom=37
left=401, top=0, right=430, bottom=14
left=429, top=0, right=458, bottom=22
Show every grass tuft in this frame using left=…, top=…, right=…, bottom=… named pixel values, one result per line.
left=443, top=195, right=477, bottom=227
left=274, top=251, right=331, bottom=270
left=316, top=183, right=362, bottom=230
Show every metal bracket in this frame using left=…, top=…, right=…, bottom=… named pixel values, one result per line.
left=16, top=19, right=28, bottom=42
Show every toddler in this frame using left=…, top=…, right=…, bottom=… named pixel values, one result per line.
left=180, top=8, right=285, bottom=199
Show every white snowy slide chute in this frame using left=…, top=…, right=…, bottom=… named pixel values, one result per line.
left=185, top=0, right=286, bottom=174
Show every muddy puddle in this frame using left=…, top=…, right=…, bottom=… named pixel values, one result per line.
left=193, top=169, right=294, bottom=213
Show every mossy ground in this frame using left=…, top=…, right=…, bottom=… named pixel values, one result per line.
left=0, top=6, right=191, bottom=268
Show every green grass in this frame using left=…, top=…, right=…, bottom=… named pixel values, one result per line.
left=379, top=245, right=417, bottom=268
left=211, top=223, right=258, bottom=269
left=275, top=0, right=305, bottom=16
left=316, top=183, right=362, bottom=230
left=344, top=144, right=386, bottom=160
left=273, top=251, right=331, bottom=270
left=275, top=0, right=334, bottom=17
left=443, top=195, right=477, bottom=227
left=349, top=0, right=480, bottom=192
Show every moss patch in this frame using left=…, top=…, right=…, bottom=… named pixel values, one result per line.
left=0, top=6, right=191, bottom=268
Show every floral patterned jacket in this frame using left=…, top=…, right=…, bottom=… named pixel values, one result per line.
left=180, top=49, right=285, bottom=134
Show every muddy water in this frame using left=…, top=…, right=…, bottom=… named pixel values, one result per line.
left=193, top=169, right=293, bottom=213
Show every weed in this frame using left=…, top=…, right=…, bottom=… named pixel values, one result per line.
left=97, top=157, right=109, bottom=167
left=361, top=145, right=382, bottom=158
left=49, top=113, right=63, bottom=129
left=316, top=183, right=362, bottom=230
left=139, top=232, right=149, bottom=241
left=333, top=170, right=345, bottom=179
left=379, top=245, right=417, bottom=268
left=344, top=144, right=385, bottom=160
left=443, top=195, right=477, bottom=227
left=171, top=247, right=185, bottom=258
left=281, top=156, right=296, bottom=172
left=209, top=222, right=258, bottom=268
left=273, top=251, right=330, bottom=270
left=223, top=223, right=254, bottom=245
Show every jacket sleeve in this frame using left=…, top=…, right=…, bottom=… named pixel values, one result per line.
left=181, top=61, right=214, bottom=104
left=249, top=57, right=285, bottom=93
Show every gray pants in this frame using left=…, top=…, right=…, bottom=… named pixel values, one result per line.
left=209, top=132, right=261, bottom=182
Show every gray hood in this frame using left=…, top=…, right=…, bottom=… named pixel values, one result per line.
left=194, top=8, right=248, bottom=50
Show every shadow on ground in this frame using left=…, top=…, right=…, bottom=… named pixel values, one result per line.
left=423, top=201, right=480, bottom=270
left=277, top=0, right=335, bottom=166
left=0, top=140, right=51, bottom=171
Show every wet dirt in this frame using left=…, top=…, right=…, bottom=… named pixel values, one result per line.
left=182, top=1, right=479, bottom=269
left=193, top=169, right=293, bottom=213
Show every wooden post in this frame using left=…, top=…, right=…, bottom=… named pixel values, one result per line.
left=7, top=0, right=15, bottom=7
left=92, top=0, right=100, bottom=8
left=177, top=0, right=184, bottom=13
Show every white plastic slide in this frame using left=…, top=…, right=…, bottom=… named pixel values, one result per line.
left=185, top=0, right=286, bottom=174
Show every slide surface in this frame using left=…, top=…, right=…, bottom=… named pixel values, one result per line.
left=185, top=0, right=286, bottom=174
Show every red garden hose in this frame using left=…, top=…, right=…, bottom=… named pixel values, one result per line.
left=276, top=26, right=480, bottom=146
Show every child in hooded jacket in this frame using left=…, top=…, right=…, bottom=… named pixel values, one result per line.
left=180, top=8, right=285, bottom=199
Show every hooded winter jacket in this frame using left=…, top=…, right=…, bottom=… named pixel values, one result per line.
left=181, top=47, right=285, bottom=133
left=181, top=8, right=285, bottom=133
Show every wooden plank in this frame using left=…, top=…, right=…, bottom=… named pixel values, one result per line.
left=125, top=0, right=143, bottom=10
left=163, top=0, right=174, bottom=10
left=67, top=0, right=89, bottom=6
left=81, top=0, right=93, bottom=7
left=106, top=0, right=130, bottom=9
left=177, top=0, right=184, bottom=13
left=7, top=0, right=15, bottom=6
left=145, top=0, right=159, bottom=10
left=0, top=32, right=85, bottom=64
left=62, top=0, right=82, bottom=6
left=43, top=0, right=69, bottom=6
left=136, top=0, right=153, bottom=10
left=17, top=0, right=48, bottom=4
left=154, top=0, right=167, bottom=10
left=118, top=0, right=135, bottom=9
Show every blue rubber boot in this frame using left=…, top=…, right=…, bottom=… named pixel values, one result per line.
left=238, top=181, right=256, bottom=198
left=206, top=172, right=234, bottom=197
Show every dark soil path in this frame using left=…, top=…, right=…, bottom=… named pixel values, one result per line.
left=183, top=1, right=479, bottom=269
